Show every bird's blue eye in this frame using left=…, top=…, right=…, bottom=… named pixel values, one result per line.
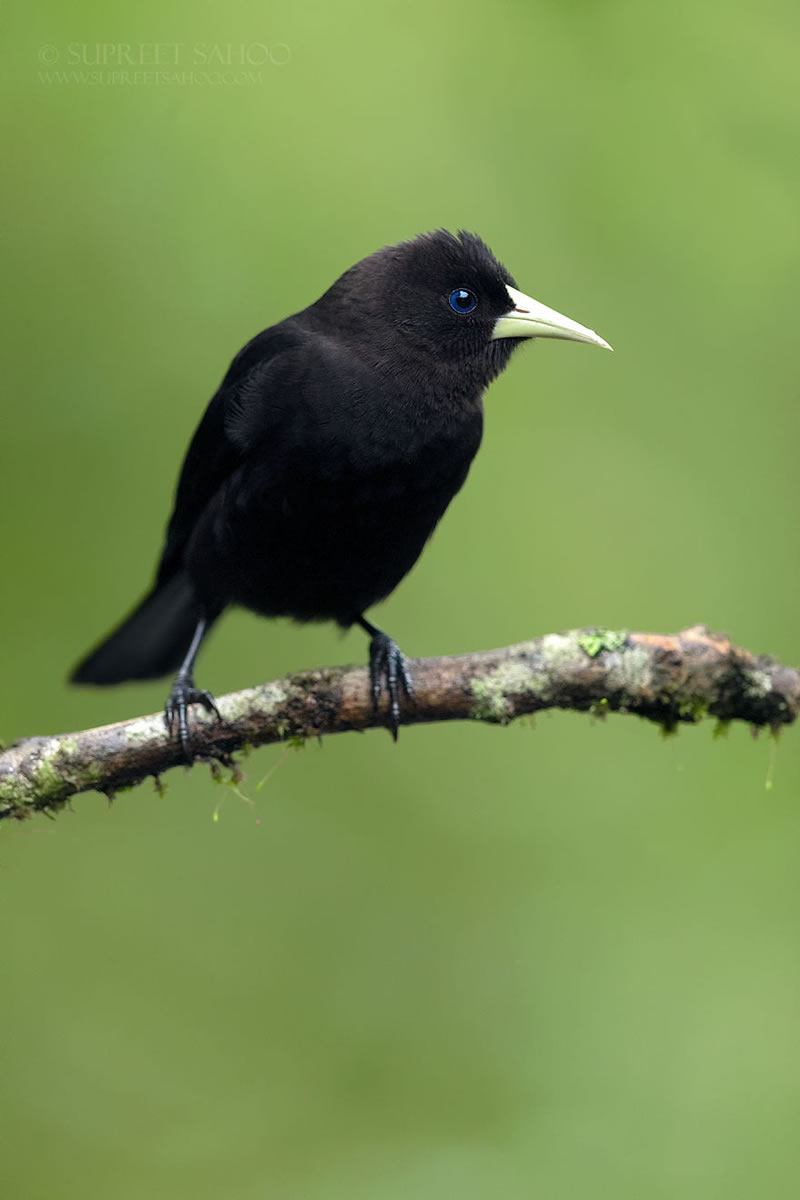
left=448, top=288, right=478, bottom=314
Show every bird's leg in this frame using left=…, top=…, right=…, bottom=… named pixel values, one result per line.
left=356, top=616, right=415, bottom=740
left=164, top=618, right=221, bottom=762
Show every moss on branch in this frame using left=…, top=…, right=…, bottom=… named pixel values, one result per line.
left=1, top=625, right=797, bottom=822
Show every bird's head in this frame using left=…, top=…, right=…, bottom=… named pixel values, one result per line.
left=311, top=230, right=611, bottom=380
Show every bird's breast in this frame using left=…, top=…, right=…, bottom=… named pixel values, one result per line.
left=212, top=405, right=484, bottom=623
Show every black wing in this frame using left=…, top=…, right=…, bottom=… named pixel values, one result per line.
left=156, top=322, right=304, bottom=583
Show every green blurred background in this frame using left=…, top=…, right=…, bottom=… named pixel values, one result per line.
left=3, top=1, right=800, bottom=1196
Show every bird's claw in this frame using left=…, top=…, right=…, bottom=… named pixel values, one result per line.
left=164, top=676, right=221, bottom=763
left=368, top=632, right=414, bottom=740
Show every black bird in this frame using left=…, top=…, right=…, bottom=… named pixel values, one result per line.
left=72, top=230, right=611, bottom=754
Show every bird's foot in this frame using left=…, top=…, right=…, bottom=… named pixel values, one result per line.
left=164, top=675, right=221, bottom=763
left=367, top=632, right=414, bottom=740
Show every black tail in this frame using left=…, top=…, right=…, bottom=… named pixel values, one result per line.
left=71, top=572, right=202, bottom=685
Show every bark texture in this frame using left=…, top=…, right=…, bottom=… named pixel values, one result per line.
left=1, top=625, right=797, bottom=821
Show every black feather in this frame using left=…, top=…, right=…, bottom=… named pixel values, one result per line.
left=71, top=231, right=550, bottom=742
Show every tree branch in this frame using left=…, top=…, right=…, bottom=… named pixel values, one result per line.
left=1, top=625, right=797, bottom=821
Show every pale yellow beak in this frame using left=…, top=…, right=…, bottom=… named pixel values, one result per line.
left=492, top=285, right=612, bottom=350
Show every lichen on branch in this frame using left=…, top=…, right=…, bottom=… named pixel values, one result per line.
left=1, top=625, right=797, bottom=821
